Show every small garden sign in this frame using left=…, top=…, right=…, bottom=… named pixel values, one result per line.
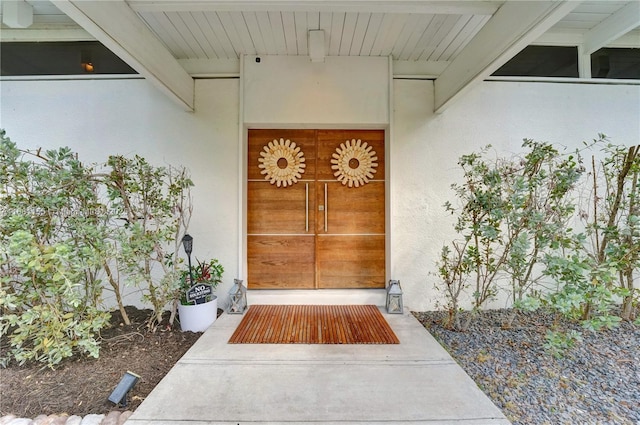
left=187, top=283, right=213, bottom=305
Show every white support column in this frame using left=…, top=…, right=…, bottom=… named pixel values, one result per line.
left=2, top=0, right=33, bottom=28
left=578, top=45, right=592, bottom=79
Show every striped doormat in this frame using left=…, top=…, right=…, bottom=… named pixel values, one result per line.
left=228, top=304, right=399, bottom=344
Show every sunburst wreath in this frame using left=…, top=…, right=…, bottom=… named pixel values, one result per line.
left=331, top=139, right=378, bottom=187
left=258, top=138, right=306, bottom=187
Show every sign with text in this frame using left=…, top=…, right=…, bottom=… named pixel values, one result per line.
left=187, top=283, right=212, bottom=304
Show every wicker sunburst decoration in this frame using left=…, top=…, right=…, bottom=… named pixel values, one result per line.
left=258, top=138, right=306, bottom=187
left=331, top=139, right=378, bottom=187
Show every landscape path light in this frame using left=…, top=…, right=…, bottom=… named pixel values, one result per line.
left=108, top=371, right=140, bottom=407
left=181, top=234, right=204, bottom=304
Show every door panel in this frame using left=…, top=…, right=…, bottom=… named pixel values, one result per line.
left=248, top=182, right=315, bottom=234
left=248, top=235, right=315, bottom=289
left=316, top=130, right=385, bottom=181
left=317, top=182, right=385, bottom=235
left=316, top=236, right=385, bottom=288
left=248, top=129, right=317, bottom=180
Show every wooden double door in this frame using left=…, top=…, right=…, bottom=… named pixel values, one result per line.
left=247, top=129, right=385, bottom=289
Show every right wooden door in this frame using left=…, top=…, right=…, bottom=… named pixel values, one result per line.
left=315, top=130, right=385, bottom=288
left=247, top=129, right=385, bottom=289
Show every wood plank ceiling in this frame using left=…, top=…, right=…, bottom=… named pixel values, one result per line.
left=134, top=10, right=491, bottom=61
left=6, top=1, right=636, bottom=61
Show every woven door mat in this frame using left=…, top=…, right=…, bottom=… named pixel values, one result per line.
left=228, top=304, right=399, bottom=344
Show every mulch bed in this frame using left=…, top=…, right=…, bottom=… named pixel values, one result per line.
left=0, top=306, right=206, bottom=418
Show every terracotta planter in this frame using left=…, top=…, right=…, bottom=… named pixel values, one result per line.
left=177, top=295, right=218, bottom=332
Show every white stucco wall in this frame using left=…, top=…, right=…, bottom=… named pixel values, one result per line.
left=1, top=71, right=639, bottom=312
left=243, top=55, right=389, bottom=126
left=0, top=78, right=240, bottom=308
left=392, top=79, right=640, bottom=310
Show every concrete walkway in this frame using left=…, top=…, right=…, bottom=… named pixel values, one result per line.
left=126, top=307, right=510, bottom=425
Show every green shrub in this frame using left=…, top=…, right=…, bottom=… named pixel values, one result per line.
left=435, top=136, right=639, bottom=346
left=436, top=140, right=585, bottom=330
left=104, top=154, right=193, bottom=329
left=0, top=131, right=110, bottom=367
left=0, top=129, right=195, bottom=366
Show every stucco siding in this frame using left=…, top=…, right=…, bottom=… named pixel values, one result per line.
left=0, top=78, right=240, bottom=308
left=392, top=79, right=640, bottom=310
left=1, top=75, right=638, bottom=311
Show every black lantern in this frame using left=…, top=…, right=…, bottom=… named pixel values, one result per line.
left=386, top=280, right=403, bottom=314
left=181, top=233, right=193, bottom=256
left=181, top=234, right=199, bottom=303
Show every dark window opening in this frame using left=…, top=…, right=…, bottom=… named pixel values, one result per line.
left=591, top=48, right=640, bottom=79
left=1, top=41, right=137, bottom=76
left=492, top=45, right=579, bottom=78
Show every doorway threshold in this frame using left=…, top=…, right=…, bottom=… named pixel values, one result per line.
left=247, top=289, right=386, bottom=306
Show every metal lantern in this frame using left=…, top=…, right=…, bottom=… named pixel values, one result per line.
left=386, top=280, right=403, bottom=314
left=228, top=278, right=248, bottom=314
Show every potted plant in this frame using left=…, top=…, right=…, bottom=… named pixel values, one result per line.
left=177, top=258, right=224, bottom=332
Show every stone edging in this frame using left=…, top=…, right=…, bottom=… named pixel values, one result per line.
left=0, top=411, right=132, bottom=425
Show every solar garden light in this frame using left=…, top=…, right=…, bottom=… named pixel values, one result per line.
left=386, top=280, right=403, bottom=314
left=181, top=234, right=193, bottom=280
left=227, top=278, right=248, bottom=314
left=180, top=234, right=198, bottom=302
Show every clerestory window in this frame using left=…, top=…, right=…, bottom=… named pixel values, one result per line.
left=1, top=41, right=137, bottom=76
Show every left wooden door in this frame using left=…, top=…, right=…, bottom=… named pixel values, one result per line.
left=247, top=129, right=317, bottom=289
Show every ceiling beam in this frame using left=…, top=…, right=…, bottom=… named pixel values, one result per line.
left=51, top=0, right=194, bottom=111
left=0, top=25, right=93, bottom=42
left=129, top=0, right=500, bottom=15
left=582, top=1, right=640, bottom=55
left=434, top=0, right=580, bottom=113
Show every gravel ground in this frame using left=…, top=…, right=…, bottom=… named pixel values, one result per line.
left=414, top=310, right=640, bottom=425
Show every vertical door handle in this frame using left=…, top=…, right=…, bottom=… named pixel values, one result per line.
left=324, top=183, right=328, bottom=232
left=305, top=183, right=309, bottom=232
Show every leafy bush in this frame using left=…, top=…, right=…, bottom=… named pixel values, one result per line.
left=0, top=131, right=110, bottom=367
left=436, top=136, right=639, bottom=347
left=0, top=130, right=195, bottom=366
left=435, top=140, right=585, bottom=330
left=104, top=155, right=193, bottom=328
